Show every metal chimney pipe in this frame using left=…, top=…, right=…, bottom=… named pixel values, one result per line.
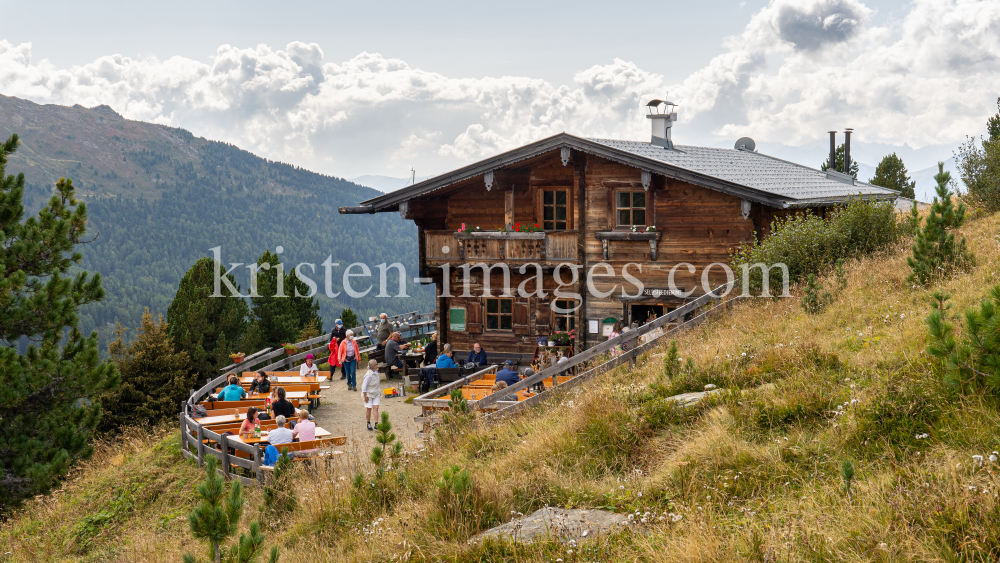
left=828, top=131, right=837, bottom=172
left=844, top=128, right=853, bottom=175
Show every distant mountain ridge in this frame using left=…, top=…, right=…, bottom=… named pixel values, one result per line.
left=1, top=94, right=432, bottom=348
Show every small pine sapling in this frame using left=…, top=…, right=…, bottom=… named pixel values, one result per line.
left=801, top=274, right=832, bottom=314
left=184, top=457, right=279, bottom=563
left=663, top=340, right=680, bottom=379
left=840, top=459, right=855, bottom=500
left=908, top=163, right=974, bottom=285
left=927, top=286, right=1000, bottom=393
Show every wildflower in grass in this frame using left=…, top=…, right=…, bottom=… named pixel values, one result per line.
left=973, top=455, right=984, bottom=465
left=991, top=452, right=999, bottom=463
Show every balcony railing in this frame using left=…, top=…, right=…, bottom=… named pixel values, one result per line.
left=425, top=230, right=578, bottom=264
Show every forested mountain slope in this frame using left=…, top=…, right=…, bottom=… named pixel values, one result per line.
left=1, top=95, right=431, bottom=345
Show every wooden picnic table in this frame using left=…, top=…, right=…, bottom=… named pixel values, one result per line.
left=195, top=413, right=243, bottom=425
left=245, top=391, right=308, bottom=400
left=240, top=375, right=328, bottom=384
left=229, top=426, right=333, bottom=445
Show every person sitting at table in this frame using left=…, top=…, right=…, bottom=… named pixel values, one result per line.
left=269, top=415, right=293, bottom=446
left=299, top=353, right=320, bottom=377
left=291, top=409, right=315, bottom=442
left=271, top=387, right=297, bottom=423
left=466, top=342, right=487, bottom=366
left=491, top=380, right=508, bottom=393
left=422, top=332, right=438, bottom=367
left=218, top=374, right=246, bottom=402
left=495, top=360, right=520, bottom=386
left=248, top=371, right=270, bottom=395
left=384, top=332, right=410, bottom=377
left=239, top=407, right=261, bottom=438
left=436, top=343, right=458, bottom=368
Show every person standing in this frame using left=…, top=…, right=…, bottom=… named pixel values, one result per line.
left=361, top=359, right=382, bottom=431
left=608, top=321, right=623, bottom=357
left=339, top=329, right=361, bottom=391
left=422, top=332, right=438, bottom=367
left=329, top=319, right=347, bottom=380
left=374, top=313, right=392, bottom=351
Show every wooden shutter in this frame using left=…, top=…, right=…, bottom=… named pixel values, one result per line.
left=534, top=297, right=550, bottom=335
left=512, top=300, right=529, bottom=335
left=467, top=300, right=483, bottom=334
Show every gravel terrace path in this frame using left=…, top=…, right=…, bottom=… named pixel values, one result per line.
left=310, top=375, right=425, bottom=453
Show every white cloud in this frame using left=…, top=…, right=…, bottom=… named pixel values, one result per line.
left=0, top=0, right=998, bottom=178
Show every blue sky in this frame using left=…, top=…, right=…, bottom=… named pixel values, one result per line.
left=2, top=0, right=998, bottom=200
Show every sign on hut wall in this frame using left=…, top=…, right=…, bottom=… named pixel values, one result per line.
left=449, top=308, right=466, bottom=331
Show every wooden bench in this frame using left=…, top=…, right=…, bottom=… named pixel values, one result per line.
left=200, top=399, right=305, bottom=411
left=264, top=436, right=348, bottom=463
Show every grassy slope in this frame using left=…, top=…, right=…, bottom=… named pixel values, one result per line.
left=4, top=212, right=1000, bottom=562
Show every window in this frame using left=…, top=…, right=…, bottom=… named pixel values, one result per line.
left=485, top=298, right=513, bottom=330
left=616, top=191, right=647, bottom=227
left=554, top=300, right=576, bottom=332
left=542, top=189, right=568, bottom=230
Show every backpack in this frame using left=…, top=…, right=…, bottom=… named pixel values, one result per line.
left=364, top=370, right=382, bottom=398
left=187, top=403, right=207, bottom=418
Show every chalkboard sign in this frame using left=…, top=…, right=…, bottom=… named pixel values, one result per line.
left=449, top=308, right=466, bottom=331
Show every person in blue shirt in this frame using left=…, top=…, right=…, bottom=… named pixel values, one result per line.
left=436, top=343, right=458, bottom=368
left=466, top=342, right=487, bottom=366
left=495, top=360, right=520, bottom=386
left=218, top=374, right=246, bottom=401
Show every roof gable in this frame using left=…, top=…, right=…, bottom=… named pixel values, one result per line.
left=340, top=133, right=897, bottom=214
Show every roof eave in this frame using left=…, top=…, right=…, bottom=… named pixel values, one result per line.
left=347, top=133, right=791, bottom=212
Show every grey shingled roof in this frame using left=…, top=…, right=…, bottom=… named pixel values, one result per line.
left=344, top=133, right=897, bottom=213
left=587, top=139, right=896, bottom=203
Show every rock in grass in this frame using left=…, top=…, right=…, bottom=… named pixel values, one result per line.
left=472, top=507, right=630, bottom=545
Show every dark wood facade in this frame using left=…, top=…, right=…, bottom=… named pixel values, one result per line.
left=398, top=148, right=812, bottom=354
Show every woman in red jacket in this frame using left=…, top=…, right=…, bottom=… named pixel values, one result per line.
left=338, top=330, right=361, bottom=391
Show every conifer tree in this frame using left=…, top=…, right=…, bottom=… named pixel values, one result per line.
left=870, top=153, right=916, bottom=198
left=927, top=286, right=1000, bottom=393
left=340, top=307, right=359, bottom=331
left=184, top=456, right=279, bottom=563
left=907, top=162, right=973, bottom=285
left=0, top=134, right=119, bottom=511
left=167, top=257, right=249, bottom=384
left=98, top=308, right=195, bottom=432
left=248, top=250, right=322, bottom=349
left=820, top=143, right=859, bottom=179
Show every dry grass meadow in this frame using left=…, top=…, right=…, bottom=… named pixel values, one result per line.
left=3, top=210, right=1000, bottom=562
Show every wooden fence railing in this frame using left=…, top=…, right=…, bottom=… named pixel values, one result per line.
left=481, top=284, right=747, bottom=423
left=180, top=309, right=437, bottom=483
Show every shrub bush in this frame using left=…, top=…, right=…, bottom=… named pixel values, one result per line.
left=732, top=197, right=900, bottom=294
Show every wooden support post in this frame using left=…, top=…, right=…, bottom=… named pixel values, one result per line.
left=253, top=445, right=262, bottom=484
left=196, top=424, right=205, bottom=467
left=575, top=153, right=588, bottom=352
left=220, top=434, right=231, bottom=478
left=179, top=402, right=187, bottom=453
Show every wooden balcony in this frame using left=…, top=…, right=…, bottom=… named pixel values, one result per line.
left=424, top=230, right=578, bottom=266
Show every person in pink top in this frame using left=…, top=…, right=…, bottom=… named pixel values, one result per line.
left=291, top=409, right=315, bottom=442
left=239, top=407, right=261, bottom=438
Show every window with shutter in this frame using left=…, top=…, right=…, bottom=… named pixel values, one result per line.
left=485, top=298, right=513, bottom=331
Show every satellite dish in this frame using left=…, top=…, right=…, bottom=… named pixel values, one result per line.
left=735, top=137, right=756, bottom=152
